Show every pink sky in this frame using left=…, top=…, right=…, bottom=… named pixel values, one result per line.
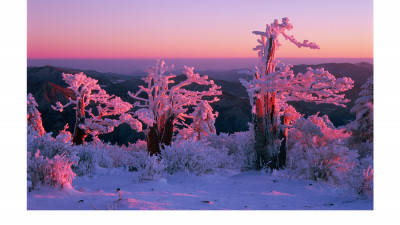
left=28, top=0, right=373, bottom=59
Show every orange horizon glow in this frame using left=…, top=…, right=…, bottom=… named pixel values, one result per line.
left=28, top=0, right=373, bottom=59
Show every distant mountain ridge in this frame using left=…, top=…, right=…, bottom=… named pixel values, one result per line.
left=27, top=62, right=373, bottom=145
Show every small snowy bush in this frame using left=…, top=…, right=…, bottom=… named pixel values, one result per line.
left=204, top=126, right=255, bottom=170
left=287, top=114, right=358, bottom=184
left=288, top=142, right=358, bottom=184
left=88, top=142, right=114, bottom=168
left=359, top=165, right=373, bottom=197
left=161, top=140, right=233, bottom=175
left=27, top=132, right=59, bottom=158
left=123, top=141, right=148, bottom=171
left=354, top=141, right=373, bottom=159
left=71, top=140, right=149, bottom=175
left=226, top=129, right=256, bottom=170
left=27, top=125, right=73, bottom=159
left=349, top=156, right=373, bottom=197
left=72, top=146, right=97, bottom=176
left=27, top=150, right=76, bottom=189
left=138, top=155, right=165, bottom=181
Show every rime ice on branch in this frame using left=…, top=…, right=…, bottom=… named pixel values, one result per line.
left=178, top=100, right=218, bottom=141
left=27, top=93, right=46, bottom=136
left=52, top=72, right=139, bottom=144
left=189, top=100, right=218, bottom=140
left=240, top=18, right=354, bottom=169
left=349, top=77, right=373, bottom=144
left=128, top=60, right=221, bottom=155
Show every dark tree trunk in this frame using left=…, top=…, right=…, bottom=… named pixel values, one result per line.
left=145, top=115, right=175, bottom=156
left=72, top=121, right=86, bottom=145
left=72, top=99, right=87, bottom=145
left=146, top=125, right=161, bottom=156
left=252, top=37, right=286, bottom=170
left=254, top=97, right=266, bottom=168
left=278, top=119, right=287, bottom=169
left=254, top=92, right=280, bottom=169
left=278, top=114, right=289, bottom=168
left=160, top=115, right=175, bottom=147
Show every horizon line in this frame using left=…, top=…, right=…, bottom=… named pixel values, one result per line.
left=27, top=57, right=374, bottom=60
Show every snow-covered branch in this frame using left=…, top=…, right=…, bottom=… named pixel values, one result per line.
left=127, top=60, right=222, bottom=155
left=128, top=60, right=222, bottom=133
left=27, top=93, right=46, bottom=136
left=52, top=73, right=139, bottom=143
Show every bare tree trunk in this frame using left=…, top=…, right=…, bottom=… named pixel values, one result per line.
left=252, top=37, right=286, bottom=169
left=72, top=97, right=87, bottom=145
left=254, top=97, right=266, bottom=168
left=264, top=92, right=280, bottom=169
left=146, top=125, right=161, bottom=156
left=278, top=114, right=289, bottom=168
left=145, top=115, right=175, bottom=156
left=160, top=115, right=175, bottom=147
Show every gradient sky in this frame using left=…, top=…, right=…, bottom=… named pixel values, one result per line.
left=28, top=0, right=373, bottom=59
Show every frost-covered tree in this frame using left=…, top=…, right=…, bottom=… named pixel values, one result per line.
left=128, top=60, right=221, bottom=155
left=349, top=77, right=373, bottom=144
left=28, top=150, right=76, bottom=189
left=178, top=100, right=218, bottom=141
left=52, top=72, right=140, bottom=145
left=27, top=93, right=46, bottom=136
left=287, top=113, right=357, bottom=183
left=240, top=18, right=354, bottom=169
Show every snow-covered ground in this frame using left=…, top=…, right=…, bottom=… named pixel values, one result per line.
left=27, top=167, right=372, bottom=210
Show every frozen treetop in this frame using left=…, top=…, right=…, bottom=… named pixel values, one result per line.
left=293, top=113, right=351, bottom=144
left=253, top=17, right=320, bottom=50
left=241, top=18, right=354, bottom=111
left=52, top=72, right=140, bottom=136
left=252, top=17, right=319, bottom=75
left=240, top=63, right=354, bottom=108
left=27, top=93, right=46, bottom=136
left=177, top=100, right=218, bottom=141
left=190, top=100, right=218, bottom=134
left=351, top=77, right=373, bottom=117
left=52, top=73, right=133, bottom=116
left=128, top=60, right=221, bottom=129
left=52, top=72, right=132, bottom=114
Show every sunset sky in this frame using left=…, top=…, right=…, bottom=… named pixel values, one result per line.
left=28, top=0, right=373, bottom=59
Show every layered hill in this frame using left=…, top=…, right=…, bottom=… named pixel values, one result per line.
left=27, top=62, right=372, bottom=144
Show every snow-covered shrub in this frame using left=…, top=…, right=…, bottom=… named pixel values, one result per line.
left=204, top=127, right=256, bottom=170
left=356, top=141, right=373, bottom=159
left=360, top=165, right=373, bottom=197
left=123, top=141, right=148, bottom=171
left=27, top=150, right=76, bottom=189
left=27, top=131, right=58, bottom=158
left=27, top=150, right=48, bottom=188
left=288, top=142, right=358, bottom=184
left=287, top=114, right=358, bottom=184
left=91, top=144, right=114, bottom=168
left=349, top=156, right=373, bottom=197
left=178, top=100, right=219, bottom=141
left=27, top=132, right=73, bottom=160
left=72, top=142, right=115, bottom=175
left=138, top=155, right=165, bottom=181
left=71, top=140, right=149, bottom=175
left=72, top=145, right=97, bottom=176
left=226, top=129, right=256, bottom=170
left=46, top=154, right=77, bottom=188
left=161, top=140, right=233, bottom=175
left=27, top=122, right=74, bottom=160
